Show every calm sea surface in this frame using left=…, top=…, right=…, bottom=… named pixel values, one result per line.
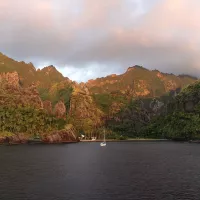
left=1, top=141, right=200, bottom=200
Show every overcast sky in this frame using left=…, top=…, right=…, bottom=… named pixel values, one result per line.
left=0, top=0, right=200, bottom=82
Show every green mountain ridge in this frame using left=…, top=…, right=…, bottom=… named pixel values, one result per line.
left=0, top=53, right=197, bottom=92
left=0, top=53, right=68, bottom=88
left=86, top=65, right=196, bottom=97
left=0, top=52, right=200, bottom=141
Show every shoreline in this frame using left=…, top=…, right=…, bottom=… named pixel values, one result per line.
left=80, top=139, right=169, bottom=142
left=2, top=138, right=200, bottom=145
left=0, top=140, right=79, bottom=146
left=0, top=139, right=170, bottom=145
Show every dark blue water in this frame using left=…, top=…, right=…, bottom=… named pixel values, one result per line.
left=1, top=142, right=200, bottom=200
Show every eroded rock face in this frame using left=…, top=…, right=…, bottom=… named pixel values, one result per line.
left=0, top=87, right=43, bottom=109
left=164, top=80, right=178, bottom=91
left=0, top=72, right=43, bottom=109
left=42, top=124, right=79, bottom=143
left=69, top=85, right=104, bottom=132
left=43, top=100, right=53, bottom=114
left=109, top=102, right=124, bottom=117
left=156, top=72, right=180, bottom=92
left=0, top=133, right=29, bottom=144
left=54, top=101, right=66, bottom=118
left=150, top=99, right=165, bottom=114
left=70, top=93, right=98, bottom=118
left=135, top=80, right=150, bottom=96
left=0, top=71, right=20, bottom=88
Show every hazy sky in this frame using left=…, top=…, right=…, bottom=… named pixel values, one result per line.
left=0, top=0, right=200, bottom=82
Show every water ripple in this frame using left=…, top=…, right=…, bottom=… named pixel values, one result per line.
left=1, top=142, right=200, bottom=199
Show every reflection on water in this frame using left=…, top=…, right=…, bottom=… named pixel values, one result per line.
left=1, top=142, right=200, bottom=200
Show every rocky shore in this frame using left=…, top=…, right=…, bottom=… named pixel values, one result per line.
left=42, top=128, right=80, bottom=144
left=0, top=125, right=79, bottom=145
left=0, top=133, right=29, bottom=145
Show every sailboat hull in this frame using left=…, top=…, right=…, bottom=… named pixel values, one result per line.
left=100, top=128, right=106, bottom=146
left=100, top=142, right=106, bottom=147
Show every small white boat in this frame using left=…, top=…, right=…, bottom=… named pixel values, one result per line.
left=91, top=137, right=96, bottom=141
left=100, top=129, right=106, bottom=147
left=100, top=142, right=106, bottom=147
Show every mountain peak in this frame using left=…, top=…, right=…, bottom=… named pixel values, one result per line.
left=107, top=74, right=117, bottom=78
left=126, top=65, right=146, bottom=72
left=40, top=65, right=63, bottom=77
left=42, top=65, right=57, bottom=71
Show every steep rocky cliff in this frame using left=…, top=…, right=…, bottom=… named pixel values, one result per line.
left=0, top=71, right=43, bottom=108
left=0, top=70, right=77, bottom=143
left=68, top=84, right=104, bottom=134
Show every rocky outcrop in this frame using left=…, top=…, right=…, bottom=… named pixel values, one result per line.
left=0, top=86, right=43, bottom=109
left=0, top=127, right=79, bottom=145
left=69, top=85, right=104, bottom=132
left=0, top=72, right=43, bottom=108
left=0, top=133, right=29, bottom=144
left=134, top=80, right=151, bottom=96
left=156, top=72, right=195, bottom=92
left=43, top=100, right=53, bottom=114
left=0, top=71, right=20, bottom=88
left=69, top=88, right=103, bottom=119
left=54, top=101, right=66, bottom=118
left=149, top=98, right=165, bottom=115
left=109, top=102, right=124, bottom=117
left=42, top=124, right=79, bottom=143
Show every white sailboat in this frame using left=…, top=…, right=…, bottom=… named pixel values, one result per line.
left=100, top=129, right=106, bottom=147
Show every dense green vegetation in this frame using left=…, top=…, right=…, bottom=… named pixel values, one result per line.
left=139, top=82, right=200, bottom=140
left=0, top=105, right=66, bottom=137
left=102, top=82, right=200, bottom=140
left=140, top=112, right=200, bottom=140
left=57, top=87, right=73, bottom=109
left=106, top=100, right=143, bottom=138
left=38, top=88, right=50, bottom=101
left=93, top=93, right=128, bottom=113
left=39, top=86, right=73, bottom=108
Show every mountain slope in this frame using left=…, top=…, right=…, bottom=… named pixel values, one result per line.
left=0, top=52, right=198, bottom=139
left=0, top=53, right=196, bottom=98
left=140, top=80, right=200, bottom=140
left=86, top=66, right=196, bottom=97
left=0, top=53, right=66, bottom=88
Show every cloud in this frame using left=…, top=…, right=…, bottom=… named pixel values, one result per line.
left=0, top=0, right=200, bottom=81
left=55, top=63, right=123, bottom=82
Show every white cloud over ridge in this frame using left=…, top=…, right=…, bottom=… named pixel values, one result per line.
left=0, top=0, right=199, bottom=82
